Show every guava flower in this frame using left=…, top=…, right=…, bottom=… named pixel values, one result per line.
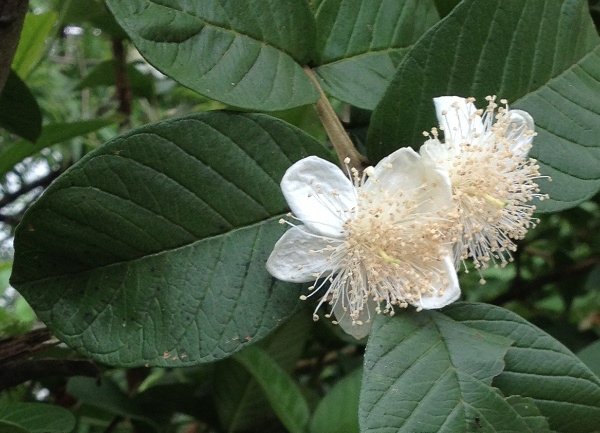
left=266, top=148, right=459, bottom=339
left=420, top=96, right=547, bottom=276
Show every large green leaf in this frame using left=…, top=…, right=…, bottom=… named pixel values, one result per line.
left=359, top=308, right=531, bottom=433
left=10, top=112, right=328, bottom=366
left=444, top=303, right=600, bottom=433
left=314, top=0, right=439, bottom=109
left=234, top=346, right=310, bottom=433
left=0, top=403, right=75, bottom=433
left=0, top=71, right=42, bottom=142
left=0, top=117, right=116, bottom=177
left=368, top=0, right=600, bottom=212
left=105, top=0, right=318, bottom=111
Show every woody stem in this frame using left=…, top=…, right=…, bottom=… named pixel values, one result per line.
left=304, top=67, right=367, bottom=170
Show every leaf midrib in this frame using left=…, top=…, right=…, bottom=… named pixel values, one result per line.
left=317, top=46, right=411, bottom=68
left=14, top=214, right=285, bottom=287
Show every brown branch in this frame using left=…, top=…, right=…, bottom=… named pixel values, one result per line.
left=0, top=328, right=53, bottom=364
left=493, top=256, right=600, bottom=305
left=0, top=328, right=100, bottom=390
left=111, top=38, right=132, bottom=119
left=0, top=168, right=64, bottom=209
left=0, top=359, right=100, bottom=390
left=304, top=67, right=368, bottom=171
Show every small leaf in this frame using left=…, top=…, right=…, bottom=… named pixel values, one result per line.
left=0, top=117, right=116, bottom=178
left=360, top=309, right=525, bottom=433
left=314, top=0, right=439, bottom=109
left=310, top=368, right=361, bottom=433
left=11, top=112, right=328, bottom=366
left=445, top=302, right=600, bottom=433
left=67, top=377, right=158, bottom=430
left=368, top=0, right=600, bottom=212
left=11, top=11, right=57, bottom=79
left=234, top=346, right=310, bottom=433
left=105, top=0, right=318, bottom=111
left=0, top=403, right=75, bottom=433
left=0, top=71, right=42, bottom=142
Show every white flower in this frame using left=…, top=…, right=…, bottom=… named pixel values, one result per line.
left=266, top=148, right=460, bottom=339
left=420, top=96, right=547, bottom=276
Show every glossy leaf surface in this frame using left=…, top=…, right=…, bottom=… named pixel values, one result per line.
left=314, top=0, right=439, bottom=109
left=11, top=112, right=328, bottom=366
left=368, top=0, right=600, bottom=212
left=105, top=0, right=318, bottom=111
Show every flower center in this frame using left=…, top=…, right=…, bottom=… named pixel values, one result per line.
left=331, top=186, right=452, bottom=317
left=444, top=98, right=547, bottom=270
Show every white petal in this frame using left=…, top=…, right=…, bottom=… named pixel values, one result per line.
left=419, top=138, right=455, bottom=169
left=266, top=225, right=340, bottom=283
left=332, top=298, right=375, bottom=340
left=506, top=109, right=535, bottom=158
left=415, top=256, right=461, bottom=309
left=367, top=147, right=453, bottom=214
left=281, top=156, right=356, bottom=238
left=367, top=147, right=423, bottom=190
left=434, top=96, right=483, bottom=144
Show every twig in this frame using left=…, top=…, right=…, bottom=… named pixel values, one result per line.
left=304, top=67, right=367, bottom=171
left=0, top=359, right=100, bottom=390
left=103, top=416, right=124, bottom=433
left=0, top=168, right=64, bottom=210
left=0, top=328, right=54, bottom=364
left=494, top=256, right=600, bottom=305
left=112, top=38, right=132, bottom=120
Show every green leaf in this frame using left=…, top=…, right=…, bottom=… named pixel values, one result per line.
left=61, top=0, right=127, bottom=38
left=444, top=302, right=600, bottom=433
left=0, top=403, right=75, bottom=433
left=67, top=377, right=158, bottom=430
left=0, top=117, right=116, bottom=178
left=11, top=112, right=328, bottom=366
left=505, top=396, right=552, bottom=433
left=234, top=346, right=310, bottom=433
left=433, top=0, right=461, bottom=17
left=578, top=340, right=600, bottom=378
left=310, top=368, right=361, bottom=433
left=215, top=311, right=311, bottom=432
left=368, top=0, right=600, bottom=212
left=0, top=421, right=29, bottom=433
left=77, top=60, right=155, bottom=99
left=0, top=261, right=11, bottom=291
left=105, top=0, right=319, bottom=111
left=0, top=71, right=42, bottom=142
left=314, top=0, right=439, bottom=109
left=11, top=11, right=58, bottom=79
left=360, top=309, right=530, bottom=433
